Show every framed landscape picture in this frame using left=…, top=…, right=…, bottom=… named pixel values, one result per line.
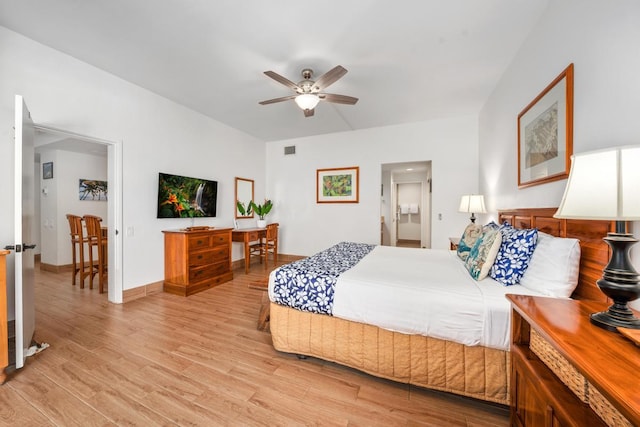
left=316, top=166, right=359, bottom=203
left=517, top=63, right=573, bottom=188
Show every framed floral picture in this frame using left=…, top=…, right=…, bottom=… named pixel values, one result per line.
left=316, top=166, right=359, bottom=203
left=518, top=63, right=574, bottom=188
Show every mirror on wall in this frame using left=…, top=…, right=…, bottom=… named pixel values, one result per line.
left=235, top=177, right=254, bottom=219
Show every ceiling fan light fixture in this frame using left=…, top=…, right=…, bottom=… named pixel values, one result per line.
left=294, top=94, right=320, bottom=110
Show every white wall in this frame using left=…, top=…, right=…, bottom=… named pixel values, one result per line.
left=39, top=149, right=108, bottom=266
left=479, top=0, right=640, bottom=214
left=0, top=26, right=265, bottom=299
left=478, top=0, right=640, bottom=309
left=266, top=116, right=480, bottom=256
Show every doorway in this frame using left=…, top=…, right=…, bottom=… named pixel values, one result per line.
left=381, top=161, right=432, bottom=248
left=396, top=182, right=422, bottom=247
left=33, top=125, right=122, bottom=303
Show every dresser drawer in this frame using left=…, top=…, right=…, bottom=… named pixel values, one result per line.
left=189, top=246, right=229, bottom=267
left=189, top=262, right=228, bottom=282
left=246, top=231, right=260, bottom=241
left=188, top=234, right=211, bottom=250
left=189, top=250, right=216, bottom=267
left=211, top=232, right=230, bottom=245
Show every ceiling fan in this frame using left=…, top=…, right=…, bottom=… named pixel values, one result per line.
left=259, top=65, right=358, bottom=117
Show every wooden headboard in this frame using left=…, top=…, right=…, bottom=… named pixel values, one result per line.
left=498, top=208, right=614, bottom=302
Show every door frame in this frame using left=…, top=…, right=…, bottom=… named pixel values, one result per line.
left=33, top=124, right=123, bottom=303
left=382, top=161, right=432, bottom=249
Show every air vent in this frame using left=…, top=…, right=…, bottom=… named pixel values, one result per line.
left=284, top=145, right=296, bottom=155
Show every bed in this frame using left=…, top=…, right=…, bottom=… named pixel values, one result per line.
left=267, top=208, right=614, bottom=405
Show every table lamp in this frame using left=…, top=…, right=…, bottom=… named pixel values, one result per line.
left=459, top=195, right=486, bottom=224
left=555, top=145, right=640, bottom=331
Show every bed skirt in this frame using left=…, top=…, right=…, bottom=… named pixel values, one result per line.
left=270, top=302, right=510, bottom=405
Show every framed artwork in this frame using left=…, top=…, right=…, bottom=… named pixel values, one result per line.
left=517, top=63, right=573, bottom=188
left=79, top=179, right=108, bottom=201
left=316, top=166, right=359, bottom=203
left=43, top=162, right=53, bottom=179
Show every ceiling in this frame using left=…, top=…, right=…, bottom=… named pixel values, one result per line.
left=0, top=0, right=549, bottom=142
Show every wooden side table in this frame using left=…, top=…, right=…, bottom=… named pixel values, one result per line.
left=508, top=294, right=639, bottom=426
left=449, top=237, right=460, bottom=250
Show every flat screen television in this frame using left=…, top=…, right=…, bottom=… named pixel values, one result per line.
left=157, top=172, right=218, bottom=218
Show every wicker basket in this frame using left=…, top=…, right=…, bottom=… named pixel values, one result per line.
left=529, top=328, right=588, bottom=403
left=588, top=382, right=633, bottom=427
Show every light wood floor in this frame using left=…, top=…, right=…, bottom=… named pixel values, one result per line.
left=0, top=260, right=509, bottom=426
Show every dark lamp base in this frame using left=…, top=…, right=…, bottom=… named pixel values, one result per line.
left=590, top=310, right=640, bottom=332
left=593, top=230, right=640, bottom=332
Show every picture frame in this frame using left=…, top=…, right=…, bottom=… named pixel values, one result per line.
left=79, top=179, right=108, bottom=201
left=43, top=162, right=53, bottom=179
left=517, top=63, right=573, bottom=188
left=316, top=166, right=359, bottom=203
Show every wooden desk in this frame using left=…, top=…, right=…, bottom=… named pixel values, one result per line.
left=232, top=225, right=278, bottom=274
left=508, top=295, right=639, bottom=427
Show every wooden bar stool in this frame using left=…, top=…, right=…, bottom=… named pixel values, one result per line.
left=83, top=215, right=108, bottom=293
left=66, top=214, right=88, bottom=288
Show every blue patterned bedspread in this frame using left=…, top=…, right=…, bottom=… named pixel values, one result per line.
left=271, top=242, right=376, bottom=315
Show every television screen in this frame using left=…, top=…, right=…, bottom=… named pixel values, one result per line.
left=157, top=172, right=218, bottom=218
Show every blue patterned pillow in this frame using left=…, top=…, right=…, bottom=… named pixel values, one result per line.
left=485, top=221, right=501, bottom=230
left=464, top=226, right=502, bottom=280
left=490, top=226, right=539, bottom=286
left=457, top=223, right=482, bottom=261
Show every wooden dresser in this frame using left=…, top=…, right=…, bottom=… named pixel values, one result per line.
left=163, top=228, right=233, bottom=296
left=508, top=294, right=639, bottom=427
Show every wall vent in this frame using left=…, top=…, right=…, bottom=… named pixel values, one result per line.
left=284, top=145, right=296, bottom=155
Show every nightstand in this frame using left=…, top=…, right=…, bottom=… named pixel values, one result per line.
left=508, top=295, right=639, bottom=427
left=449, top=237, right=460, bottom=250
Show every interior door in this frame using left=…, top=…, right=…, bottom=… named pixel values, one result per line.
left=12, top=95, right=36, bottom=369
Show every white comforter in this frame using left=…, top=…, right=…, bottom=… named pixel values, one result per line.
left=331, top=246, right=543, bottom=351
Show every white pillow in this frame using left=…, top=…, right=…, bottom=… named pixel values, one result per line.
left=519, top=231, right=581, bottom=298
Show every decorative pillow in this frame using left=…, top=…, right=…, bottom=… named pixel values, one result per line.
left=519, top=232, right=581, bottom=297
left=457, top=222, right=482, bottom=261
left=485, top=221, right=501, bottom=230
left=464, top=226, right=502, bottom=280
left=490, top=225, right=539, bottom=286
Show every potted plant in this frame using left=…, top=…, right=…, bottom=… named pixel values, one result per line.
left=250, top=199, right=273, bottom=228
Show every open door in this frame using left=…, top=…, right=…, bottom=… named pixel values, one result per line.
left=10, top=95, right=37, bottom=369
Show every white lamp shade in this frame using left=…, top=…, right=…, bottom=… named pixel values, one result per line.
left=555, top=145, right=640, bottom=220
left=294, top=94, right=320, bottom=110
left=459, top=194, right=487, bottom=214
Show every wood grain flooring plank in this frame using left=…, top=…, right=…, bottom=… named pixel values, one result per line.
left=0, top=262, right=508, bottom=426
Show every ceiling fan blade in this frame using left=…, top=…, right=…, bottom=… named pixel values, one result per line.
left=263, top=71, right=301, bottom=91
left=303, top=108, right=315, bottom=117
left=312, top=65, right=347, bottom=91
left=319, top=93, right=359, bottom=105
left=259, top=95, right=296, bottom=105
